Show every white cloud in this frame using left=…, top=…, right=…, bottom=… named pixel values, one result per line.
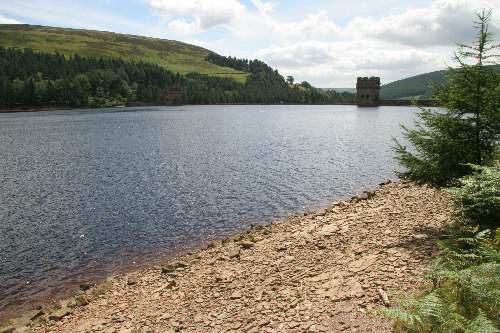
left=168, top=19, right=202, bottom=34
left=248, top=0, right=500, bottom=86
left=150, top=0, right=246, bottom=33
left=0, top=14, right=21, bottom=24
left=255, top=40, right=443, bottom=86
left=271, top=10, right=341, bottom=44
left=345, top=0, right=500, bottom=46
left=255, top=41, right=337, bottom=67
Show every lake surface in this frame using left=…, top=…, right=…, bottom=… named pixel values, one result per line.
left=0, top=105, right=416, bottom=316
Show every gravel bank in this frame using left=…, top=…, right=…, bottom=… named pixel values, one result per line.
left=5, top=181, right=453, bottom=333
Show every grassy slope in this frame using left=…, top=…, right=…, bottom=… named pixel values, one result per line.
left=380, top=70, right=446, bottom=100
left=380, top=65, right=500, bottom=100
left=0, top=24, right=248, bottom=83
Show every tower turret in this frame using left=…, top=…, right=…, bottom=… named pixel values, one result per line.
left=356, top=77, right=380, bottom=106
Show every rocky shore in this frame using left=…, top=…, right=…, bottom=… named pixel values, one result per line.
left=2, top=181, right=453, bottom=333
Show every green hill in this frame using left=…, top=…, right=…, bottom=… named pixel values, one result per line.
left=380, top=65, right=500, bottom=100
left=380, top=70, right=446, bottom=100
left=0, top=24, right=247, bottom=83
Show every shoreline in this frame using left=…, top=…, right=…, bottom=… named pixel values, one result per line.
left=1, top=181, right=453, bottom=333
left=0, top=102, right=431, bottom=114
left=0, top=104, right=354, bottom=114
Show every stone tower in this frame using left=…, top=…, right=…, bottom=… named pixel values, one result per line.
left=356, top=77, right=380, bottom=106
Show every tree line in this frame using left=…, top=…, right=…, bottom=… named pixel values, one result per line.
left=0, top=47, right=355, bottom=108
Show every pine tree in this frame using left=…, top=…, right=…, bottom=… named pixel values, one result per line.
left=394, top=10, right=500, bottom=186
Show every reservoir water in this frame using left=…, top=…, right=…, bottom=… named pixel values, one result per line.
left=0, top=105, right=416, bottom=316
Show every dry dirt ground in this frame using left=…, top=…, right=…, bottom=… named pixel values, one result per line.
left=5, top=181, right=453, bottom=333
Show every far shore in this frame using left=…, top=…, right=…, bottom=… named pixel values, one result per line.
left=1, top=181, right=452, bottom=333
left=0, top=103, right=355, bottom=114
left=0, top=99, right=435, bottom=113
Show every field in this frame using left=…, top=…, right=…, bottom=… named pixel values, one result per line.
left=0, top=24, right=248, bottom=83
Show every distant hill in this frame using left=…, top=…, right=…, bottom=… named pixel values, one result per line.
left=0, top=24, right=248, bottom=82
left=380, top=70, right=446, bottom=100
left=380, top=65, right=500, bottom=100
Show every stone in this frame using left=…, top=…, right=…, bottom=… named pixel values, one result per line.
left=358, top=191, right=375, bottom=200
left=348, top=254, right=378, bottom=273
left=79, top=282, right=94, bottom=291
left=48, top=308, right=72, bottom=321
left=29, top=309, right=45, bottom=320
left=174, top=260, right=189, bottom=268
left=309, top=272, right=330, bottom=282
left=230, top=290, right=242, bottom=299
left=231, top=321, right=242, bottom=329
left=318, top=224, right=339, bottom=237
left=276, top=244, right=288, bottom=252
left=0, top=326, right=14, bottom=333
left=377, top=288, right=390, bottom=306
left=345, top=280, right=365, bottom=298
left=68, top=295, right=89, bottom=308
left=227, top=248, right=241, bottom=259
left=239, top=240, right=254, bottom=249
left=162, top=261, right=188, bottom=273
left=14, top=328, right=33, bottom=333
left=208, top=240, right=222, bottom=248
left=127, top=276, right=138, bottom=285
left=413, top=234, right=428, bottom=240
left=316, top=209, right=327, bottom=216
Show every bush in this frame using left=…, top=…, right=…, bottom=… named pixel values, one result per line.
left=446, top=164, right=500, bottom=229
left=380, top=227, right=500, bottom=333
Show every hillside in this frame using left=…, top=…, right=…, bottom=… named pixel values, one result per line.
left=0, top=24, right=247, bottom=83
left=0, top=47, right=355, bottom=108
left=380, top=70, right=446, bottom=100
left=380, top=65, right=500, bottom=100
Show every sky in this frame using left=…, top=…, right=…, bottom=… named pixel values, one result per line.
left=1, top=0, right=499, bottom=87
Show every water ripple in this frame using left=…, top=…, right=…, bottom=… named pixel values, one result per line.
left=0, top=105, right=416, bottom=317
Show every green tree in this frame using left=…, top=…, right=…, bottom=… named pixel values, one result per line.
left=23, top=77, right=37, bottom=105
left=72, top=74, right=91, bottom=106
left=394, top=10, right=500, bottom=186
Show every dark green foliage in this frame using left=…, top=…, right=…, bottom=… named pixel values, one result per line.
left=380, top=227, right=500, bottom=333
left=381, top=165, right=500, bottom=332
left=446, top=165, right=500, bottom=228
left=0, top=47, right=354, bottom=108
left=380, top=291, right=498, bottom=333
left=205, top=52, right=249, bottom=72
left=394, top=10, right=500, bottom=186
left=384, top=14, right=500, bottom=331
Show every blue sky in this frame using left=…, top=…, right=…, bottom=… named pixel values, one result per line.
left=1, top=0, right=499, bottom=87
